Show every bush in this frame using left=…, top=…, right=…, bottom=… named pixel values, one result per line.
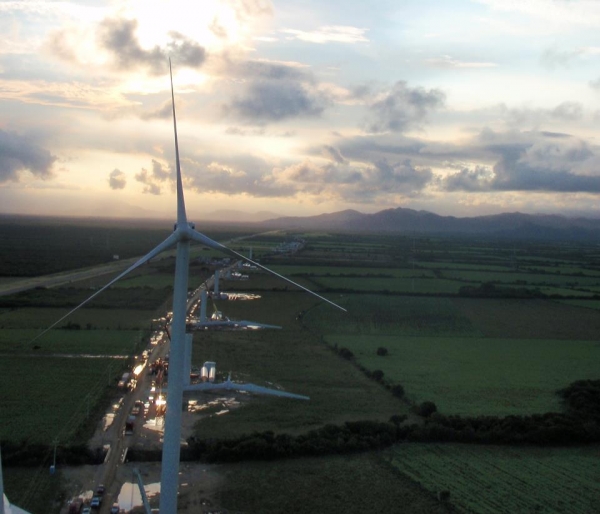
left=415, top=401, right=437, bottom=418
left=371, top=369, right=384, bottom=382
left=391, top=384, right=405, bottom=399
left=376, top=347, right=388, bottom=356
left=338, top=347, right=354, bottom=360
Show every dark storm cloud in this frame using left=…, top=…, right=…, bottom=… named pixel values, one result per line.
left=364, top=81, right=445, bottom=133
left=108, top=169, right=126, bottom=190
left=97, top=18, right=206, bottom=75
left=0, top=129, right=56, bottom=182
left=227, top=80, right=328, bottom=123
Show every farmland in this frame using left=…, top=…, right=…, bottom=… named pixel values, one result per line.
left=388, top=443, right=600, bottom=514
left=1, top=219, right=600, bottom=513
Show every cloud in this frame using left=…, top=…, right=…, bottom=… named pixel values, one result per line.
left=135, top=159, right=171, bottom=195
left=227, top=80, right=328, bottom=123
left=498, top=101, right=583, bottom=128
left=140, top=101, right=173, bottom=120
left=0, top=129, right=56, bottom=183
left=97, top=18, right=206, bottom=75
left=280, top=26, right=368, bottom=44
left=108, top=169, right=127, bottom=190
left=364, top=81, right=445, bottom=133
left=322, top=145, right=346, bottom=164
left=542, top=46, right=600, bottom=69
left=442, top=166, right=495, bottom=192
left=441, top=130, right=600, bottom=193
left=426, top=55, right=498, bottom=69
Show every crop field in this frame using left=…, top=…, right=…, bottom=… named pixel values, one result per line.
left=213, top=452, right=451, bottom=514
left=270, top=264, right=436, bottom=278
left=312, top=276, right=462, bottom=294
left=440, top=269, right=600, bottom=288
left=0, top=328, right=142, bottom=355
left=191, top=292, right=407, bottom=440
left=417, top=262, right=513, bottom=271
left=556, top=299, right=600, bottom=310
left=388, top=443, right=600, bottom=514
left=0, top=307, right=157, bottom=330
left=0, top=355, right=119, bottom=443
left=304, top=294, right=478, bottom=337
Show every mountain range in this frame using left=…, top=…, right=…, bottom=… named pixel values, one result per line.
left=259, top=208, right=600, bottom=241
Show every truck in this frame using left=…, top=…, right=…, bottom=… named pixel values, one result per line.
left=125, top=415, right=136, bottom=435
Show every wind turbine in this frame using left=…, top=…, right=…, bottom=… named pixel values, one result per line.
left=33, top=59, right=345, bottom=513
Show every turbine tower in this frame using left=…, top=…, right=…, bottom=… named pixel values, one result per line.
left=33, top=60, right=345, bottom=513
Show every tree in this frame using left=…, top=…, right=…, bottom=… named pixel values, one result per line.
left=371, top=369, right=384, bottom=382
left=391, top=384, right=405, bottom=398
left=416, top=401, right=437, bottom=418
left=376, top=347, right=388, bottom=356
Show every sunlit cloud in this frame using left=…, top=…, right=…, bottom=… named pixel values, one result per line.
left=280, top=26, right=368, bottom=44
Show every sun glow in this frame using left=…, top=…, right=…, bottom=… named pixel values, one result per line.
left=116, top=0, right=246, bottom=51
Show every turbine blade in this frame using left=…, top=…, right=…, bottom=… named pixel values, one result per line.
left=187, top=230, right=347, bottom=312
left=169, top=58, right=187, bottom=225
left=184, top=381, right=309, bottom=400
left=31, top=232, right=179, bottom=343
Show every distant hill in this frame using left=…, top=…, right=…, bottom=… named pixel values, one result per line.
left=259, top=207, right=600, bottom=241
left=205, top=209, right=280, bottom=222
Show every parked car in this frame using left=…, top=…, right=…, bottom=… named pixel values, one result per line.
left=110, top=504, right=120, bottom=514
left=82, top=507, right=92, bottom=514
left=90, top=495, right=101, bottom=509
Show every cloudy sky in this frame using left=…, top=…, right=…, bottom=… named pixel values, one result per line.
left=2, top=0, right=600, bottom=220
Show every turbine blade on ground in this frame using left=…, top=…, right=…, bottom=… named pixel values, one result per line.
left=31, top=232, right=179, bottom=342
left=184, top=381, right=309, bottom=400
left=187, top=230, right=347, bottom=312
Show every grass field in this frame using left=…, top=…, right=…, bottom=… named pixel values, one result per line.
left=191, top=293, right=408, bottom=440
left=305, top=294, right=600, bottom=415
left=324, top=334, right=600, bottom=415
left=388, top=443, right=600, bottom=514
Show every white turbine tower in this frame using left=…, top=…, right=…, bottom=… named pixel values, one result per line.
left=33, top=60, right=345, bottom=513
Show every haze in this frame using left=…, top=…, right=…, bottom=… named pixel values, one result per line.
left=2, top=0, right=600, bottom=220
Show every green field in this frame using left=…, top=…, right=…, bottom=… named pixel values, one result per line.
left=212, top=452, right=451, bottom=514
left=0, top=356, right=120, bottom=443
left=312, top=276, right=462, bottom=294
left=388, top=443, right=600, bottom=514
left=0, top=328, right=143, bottom=355
left=324, top=334, right=600, bottom=415
left=305, top=294, right=600, bottom=415
left=0, top=307, right=157, bottom=330
left=191, top=293, right=408, bottom=440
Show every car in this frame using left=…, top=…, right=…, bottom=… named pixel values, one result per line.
left=81, top=507, right=92, bottom=514
left=90, top=496, right=101, bottom=508
left=96, top=484, right=105, bottom=496
left=110, top=504, right=120, bottom=514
